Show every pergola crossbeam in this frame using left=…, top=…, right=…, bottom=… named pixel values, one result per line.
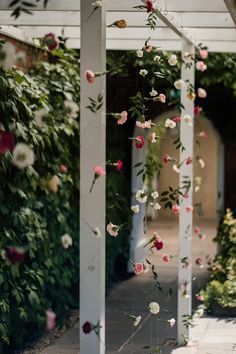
left=224, top=0, right=236, bottom=25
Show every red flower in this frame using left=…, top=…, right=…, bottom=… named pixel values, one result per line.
left=154, top=239, right=163, bottom=251
left=134, top=136, right=145, bottom=149
left=0, top=130, right=15, bottom=154
left=194, top=106, right=202, bottom=116
left=43, top=33, right=58, bottom=51
left=146, top=0, right=154, bottom=12
left=116, top=160, right=123, bottom=171
left=59, top=164, right=68, bottom=173
left=5, top=247, right=25, bottom=264
left=163, top=153, right=171, bottom=164
left=195, top=258, right=202, bottom=266
left=82, top=321, right=92, bottom=334
left=172, top=116, right=181, bottom=123
left=186, top=156, right=192, bottom=165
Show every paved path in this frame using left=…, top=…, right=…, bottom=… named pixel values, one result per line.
left=40, top=218, right=236, bottom=354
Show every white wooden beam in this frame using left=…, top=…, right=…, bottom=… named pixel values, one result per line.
left=178, top=40, right=195, bottom=345
left=80, top=0, right=106, bottom=353
left=224, top=0, right=236, bottom=25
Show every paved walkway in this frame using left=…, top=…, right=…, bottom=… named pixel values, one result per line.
left=40, top=218, right=236, bottom=354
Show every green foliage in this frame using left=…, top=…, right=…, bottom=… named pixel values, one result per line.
left=201, top=209, right=236, bottom=309
left=0, top=49, right=80, bottom=351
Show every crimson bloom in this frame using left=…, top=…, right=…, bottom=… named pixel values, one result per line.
left=163, top=153, right=171, bottom=164
left=172, top=116, right=181, bottom=123
left=134, top=136, right=145, bottom=149
left=116, top=160, right=123, bottom=171
left=194, top=106, right=202, bottom=116
left=43, top=33, right=58, bottom=50
left=0, top=130, right=15, bottom=154
left=154, top=238, right=164, bottom=251
left=82, top=321, right=92, bottom=334
left=5, top=247, right=25, bottom=264
left=146, top=0, right=154, bottom=12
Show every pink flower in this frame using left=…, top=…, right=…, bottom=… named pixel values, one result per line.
left=134, top=136, right=145, bottom=149
left=185, top=205, right=193, bottom=213
left=107, top=222, right=119, bottom=237
left=117, top=111, right=128, bottom=125
left=196, top=61, right=207, bottom=72
left=145, top=45, right=153, bottom=53
left=195, top=227, right=200, bottom=235
left=46, top=310, right=56, bottom=331
left=0, top=130, right=15, bottom=154
left=43, top=33, right=58, bottom=50
left=172, top=164, right=180, bottom=174
left=146, top=0, right=154, bottom=12
left=163, top=153, right=171, bottom=164
left=172, top=204, right=180, bottom=214
left=162, top=254, right=170, bottom=263
left=134, top=262, right=144, bottom=275
left=154, top=236, right=164, bottom=251
left=186, top=156, right=192, bottom=165
left=85, top=70, right=95, bottom=84
left=150, top=132, right=157, bottom=143
left=158, top=94, right=166, bottom=103
left=94, top=165, right=106, bottom=177
left=199, top=50, right=208, bottom=59
left=136, top=120, right=152, bottom=129
left=59, top=164, right=68, bottom=173
left=198, top=131, right=207, bottom=139
left=194, top=106, right=202, bottom=116
left=198, top=88, right=207, bottom=98
left=172, top=116, right=181, bottom=123
left=196, top=294, right=204, bottom=301
left=116, top=159, right=123, bottom=171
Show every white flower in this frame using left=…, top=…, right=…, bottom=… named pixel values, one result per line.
left=34, top=108, right=48, bottom=128
left=165, top=118, right=176, bottom=129
left=154, top=55, right=161, bottom=62
left=61, top=234, right=73, bottom=249
left=93, top=227, right=101, bottom=238
left=195, top=185, right=200, bottom=192
left=168, top=318, right=176, bottom=327
left=92, top=0, right=102, bottom=6
left=136, top=49, right=143, bottom=58
left=151, top=191, right=159, bottom=199
left=152, top=202, right=161, bottom=210
left=183, top=114, right=193, bottom=127
left=139, top=69, right=148, bottom=77
left=174, top=79, right=185, bottom=90
left=196, top=308, right=204, bottom=317
left=133, top=315, right=141, bottom=326
left=195, top=176, right=202, bottom=185
left=64, top=100, right=79, bottom=119
left=149, top=89, right=158, bottom=97
left=198, top=88, right=207, bottom=98
left=131, top=205, right=140, bottom=213
left=136, top=189, right=147, bottom=203
left=172, top=164, right=180, bottom=174
left=12, top=143, right=35, bottom=169
left=198, top=158, right=205, bottom=168
left=168, top=54, right=177, bottom=66
left=149, top=302, right=160, bottom=314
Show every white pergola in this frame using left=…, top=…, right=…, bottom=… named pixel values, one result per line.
left=0, top=1, right=236, bottom=353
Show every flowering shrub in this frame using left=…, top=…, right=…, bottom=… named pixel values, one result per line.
left=0, top=49, right=80, bottom=350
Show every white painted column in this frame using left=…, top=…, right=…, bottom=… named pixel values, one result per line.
left=80, top=1, right=106, bottom=354
left=178, top=40, right=195, bottom=344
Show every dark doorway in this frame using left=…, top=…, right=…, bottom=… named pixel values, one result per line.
left=225, top=145, right=236, bottom=214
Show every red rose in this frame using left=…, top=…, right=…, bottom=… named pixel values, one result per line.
left=163, top=153, right=171, bottom=164
left=154, top=239, right=163, bottom=251
left=146, top=0, right=154, bottom=12
left=134, top=136, right=145, bottom=149
left=0, top=130, right=15, bottom=154
left=44, top=33, right=58, bottom=51
left=82, top=321, right=92, bottom=334
left=116, top=160, right=123, bottom=171
left=5, top=247, right=25, bottom=264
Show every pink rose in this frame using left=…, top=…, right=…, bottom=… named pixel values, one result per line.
left=195, top=227, right=200, bottom=235
left=162, top=254, right=170, bottom=263
left=107, top=222, right=119, bottom=237
left=145, top=45, right=153, bottom=53
left=85, top=70, right=95, bottom=84
left=185, top=205, right=193, bottom=213
left=117, top=111, right=128, bottom=125
left=198, top=131, right=207, bottom=139
left=172, top=116, right=181, bottom=123
left=199, top=50, right=208, bottom=59
left=163, top=153, right=171, bottom=164
left=134, top=136, right=145, bottom=149
left=134, top=262, right=144, bottom=275
left=196, top=294, right=204, bottom=301
left=94, top=165, right=106, bottom=177
left=172, top=204, right=180, bottom=214
left=196, top=61, right=207, bottom=72
left=158, top=94, right=166, bottom=103
left=150, top=132, right=157, bottom=143
left=116, top=160, right=123, bottom=171
left=198, top=88, right=207, bottom=98
left=136, top=120, right=152, bottom=129
left=46, top=310, right=56, bottom=331
left=59, top=164, right=68, bottom=173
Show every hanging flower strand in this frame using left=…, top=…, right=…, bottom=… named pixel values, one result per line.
left=90, top=165, right=106, bottom=193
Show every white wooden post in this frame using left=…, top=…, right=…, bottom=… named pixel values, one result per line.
left=178, top=40, right=195, bottom=344
left=80, top=1, right=106, bottom=353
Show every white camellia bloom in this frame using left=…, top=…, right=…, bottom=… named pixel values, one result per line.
left=34, top=108, right=48, bottom=128
left=183, top=114, right=193, bottom=127
left=136, top=49, right=143, bottom=58
left=174, top=79, right=185, bottom=90
left=149, top=302, right=160, bottom=314
left=165, top=118, right=176, bottom=129
left=149, top=89, right=158, bottom=97
left=139, top=69, right=148, bottom=77
left=64, top=100, right=79, bottom=119
left=12, top=143, right=35, bottom=169
left=61, top=234, right=73, bottom=249
left=136, top=189, right=147, bottom=203
left=131, top=205, right=140, bottom=213
left=151, top=191, right=159, bottom=199
left=133, top=315, right=141, bottom=326
left=168, top=54, right=177, bottom=66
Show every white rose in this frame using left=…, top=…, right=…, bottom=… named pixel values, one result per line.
left=136, top=189, right=147, bottom=203
left=168, top=54, right=177, bottom=66
left=151, top=191, right=159, bottom=199
left=149, top=89, right=158, bottom=97
left=61, top=234, right=73, bottom=249
left=139, top=69, right=148, bottom=77
left=149, top=302, right=160, bottom=314
left=174, top=79, right=185, bottom=90
left=165, top=118, right=176, bottom=129
left=131, top=205, right=140, bottom=213
left=136, top=49, right=143, bottom=58
left=12, top=143, right=35, bottom=169
left=153, top=202, right=161, bottom=210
